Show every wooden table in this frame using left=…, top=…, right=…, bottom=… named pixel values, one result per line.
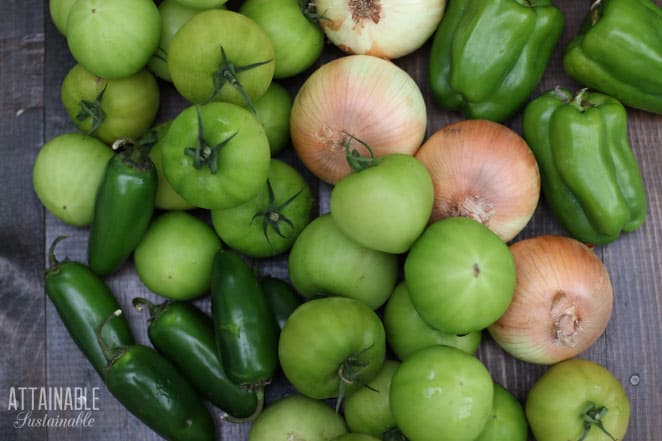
left=1, top=1, right=660, bottom=440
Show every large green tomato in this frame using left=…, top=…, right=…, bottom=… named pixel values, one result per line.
left=526, top=358, right=630, bottom=441
left=383, top=282, right=481, bottom=360
left=475, top=383, right=528, bottom=441
left=240, top=0, right=324, bottom=79
left=66, top=0, right=161, bottom=79
left=288, top=214, right=399, bottom=309
left=49, top=0, right=77, bottom=34
left=330, top=153, right=434, bottom=254
left=61, top=64, right=159, bottom=145
left=404, top=217, right=516, bottom=334
left=278, top=297, right=386, bottom=400
left=390, top=345, right=494, bottom=441
left=161, top=102, right=271, bottom=210
left=134, top=212, right=221, bottom=300
left=211, top=159, right=313, bottom=258
left=168, top=9, right=274, bottom=107
left=343, top=360, right=399, bottom=438
left=248, top=395, right=347, bottom=441
left=32, top=133, right=112, bottom=227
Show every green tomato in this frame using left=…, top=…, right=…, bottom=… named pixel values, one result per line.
left=331, top=435, right=381, bottom=441
left=211, top=159, right=313, bottom=258
left=248, top=395, right=347, bottom=441
left=134, top=211, right=221, bottom=300
left=343, top=360, right=399, bottom=438
left=172, top=0, right=227, bottom=9
left=330, top=153, right=434, bottom=254
left=148, top=0, right=206, bottom=82
left=253, top=82, right=293, bottom=155
left=240, top=0, right=324, bottom=79
left=66, top=0, right=161, bottom=79
left=288, top=214, right=399, bottom=309
left=404, top=217, right=516, bottom=334
left=475, top=383, right=528, bottom=441
left=144, top=121, right=195, bottom=211
left=383, top=282, right=482, bottom=360
left=526, top=358, right=630, bottom=441
left=161, top=102, right=271, bottom=210
left=390, top=345, right=494, bottom=441
left=168, top=9, right=274, bottom=107
left=61, top=64, right=159, bottom=145
left=49, top=0, right=77, bottom=34
left=32, top=133, right=112, bottom=227
left=278, top=296, right=386, bottom=400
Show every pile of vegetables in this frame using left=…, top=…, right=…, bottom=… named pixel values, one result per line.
left=35, top=0, right=661, bottom=440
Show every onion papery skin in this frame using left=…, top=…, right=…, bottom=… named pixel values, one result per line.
left=487, top=235, right=614, bottom=365
left=315, top=0, right=446, bottom=59
left=290, top=55, right=427, bottom=184
left=415, top=119, right=540, bottom=242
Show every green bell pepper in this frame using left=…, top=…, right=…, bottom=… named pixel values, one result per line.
left=563, top=0, right=662, bottom=114
left=523, top=87, right=648, bottom=245
left=428, top=0, right=564, bottom=122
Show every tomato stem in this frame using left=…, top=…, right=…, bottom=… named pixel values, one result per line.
left=209, top=46, right=272, bottom=112
left=299, top=0, right=329, bottom=23
left=251, top=179, right=303, bottom=246
left=382, top=427, right=409, bottom=441
left=577, top=401, right=617, bottom=441
left=342, top=132, right=379, bottom=171
left=76, top=83, right=107, bottom=136
left=184, top=106, right=238, bottom=173
left=335, top=345, right=378, bottom=412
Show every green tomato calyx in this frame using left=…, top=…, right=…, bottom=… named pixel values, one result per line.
left=382, top=427, right=408, bottom=441
left=185, top=106, right=238, bottom=174
left=342, top=132, right=379, bottom=172
left=578, top=401, right=617, bottom=441
left=336, top=345, right=378, bottom=412
left=76, top=83, right=107, bottom=136
left=210, top=46, right=273, bottom=112
left=252, top=179, right=303, bottom=245
left=299, top=0, right=329, bottom=23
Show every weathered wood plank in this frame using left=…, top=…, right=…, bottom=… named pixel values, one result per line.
left=0, top=0, right=47, bottom=439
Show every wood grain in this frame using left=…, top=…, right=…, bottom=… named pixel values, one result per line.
left=1, top=0, right=661, bottom=440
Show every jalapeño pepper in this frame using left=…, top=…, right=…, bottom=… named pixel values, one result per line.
left=523, top=87, right=648, bottom=244
left=87, top=138, right=156, bottom=275
left=44, top=237, right=134, bottom=377
left=428, top=0, right=564, bottom=122
left=260, top=276, right=302, bottom=331
left=99, top=311, right=215, bottom=441
left=133, top=298, right=259, bottom=420
left=563, top=0, right=662, bottom=114
left=210, top=250, right=279, bottom=399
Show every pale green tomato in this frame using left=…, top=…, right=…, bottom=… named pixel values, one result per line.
left=32, top=133, right=112, bottom=227
left=134, top=212, right=221, bottom=300
left=343, top=360, right=399, bottom=437
left=288, top=214, right=398, bottom=309
left=475, top=383, right=528, bottom=441
left=390, top=345, right=494, bottom=441
left=383, top=282, right=481, bottom=360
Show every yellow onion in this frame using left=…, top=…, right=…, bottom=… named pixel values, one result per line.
left=290, top=54, right=427, bottom=184
left=315, top=0, right=446, bottom=59
left=488, top=235, right=614, bottom=364
left=415, top=119, right=540, bottom=242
